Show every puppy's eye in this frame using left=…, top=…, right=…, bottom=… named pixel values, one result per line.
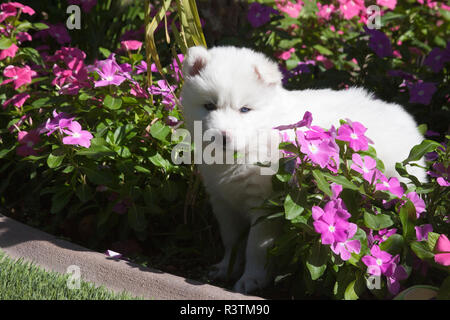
left=239, top=107, right=251, bottom=113
left=204, top=103, right=217, bottom=111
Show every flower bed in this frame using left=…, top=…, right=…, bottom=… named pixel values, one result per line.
left=0, top=0, right=449, bottom=299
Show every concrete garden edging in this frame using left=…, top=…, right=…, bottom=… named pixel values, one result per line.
left=0, top=213, right=262, bottom=300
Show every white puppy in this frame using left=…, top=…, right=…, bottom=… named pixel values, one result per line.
left=180, top=45, right=426, bottom=293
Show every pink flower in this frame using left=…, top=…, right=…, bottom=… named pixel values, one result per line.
left=339, top=0, right=365, bottom=20
left=315, top=54, right=334, bottom=69
left=312, top=205, right=350, bottom=245
left=330, top=223, right=361, bottom=261
left=317, top=3, right=335, bottom=20
left=62, top=121, right=93, bottom=148
left=434, top=234, right=450, bottom=266
left=17, top=31, right=32, bottom=42
left=362, top=245, right=396, bottom=276
left=369, top=228, right=397, bottom=246
left=275, top=0, right=303, bottom=18
left=386, top=255, right=408, bottom=295
left=93, top=57, right=127, bottom=87
left=43, top=110, right=75, bottom=136
left=408, top=82, right=437, bottom=105
left=415, top=224, right=433, bottom=241
left=377, top=0, right=397, bottom=10
left=274, top=111, right=312, bottom=131
left=17, top=130, right=40, bottom=157
left=0, top=2, right=35, bottom=22
left=351, top=154, right=378, bottom=183
left=336, top=121, right=370, bottom=151
left=170, top=53, right=184, bottom=81
left=2, top=92, right=30, bottom=109
left=375, top=175, right=404, bottom=198
left=1, top=65, right=36, bottom=90
left=297, top=129, right=339, bottom=170
left=0, top=43, right=19, bottom=60
left=121, top=40, right=142, bottom=51
left=405, top=191, right=426, bottom=218
left=275, top=48, right=295, bottom=61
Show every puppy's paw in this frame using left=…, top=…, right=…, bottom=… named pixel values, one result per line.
left=233, top=271, right=269, bottom=294
left=208, top=262, right=229, bottom=280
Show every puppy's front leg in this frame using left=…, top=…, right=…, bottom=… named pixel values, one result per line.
left=208, top=195, right=248, bottom=281
left=233, top=213, right=282, bottom=293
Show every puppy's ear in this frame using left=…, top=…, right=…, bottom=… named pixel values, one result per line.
left=183, top=46, right=209, bottom=77
left=253, top=59, right=283, bottom=86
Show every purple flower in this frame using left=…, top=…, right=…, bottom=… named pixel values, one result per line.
left=362, top=245, right=396, bottom=276
left=405, top=191, right=426, bottom=218
left=43, top=110, right=75, bottom=136
left=336, top=121, right=370, bottom=151
left=424, top=47, right=450, bottom=73
left=351, top=154, right=378, bottom=183
left=368, top=228, right=397, bottom=247
left=312, top=205, right=350, bottom=245
left=274, top=111, right=312, bottom=130
left=427, top=163, right=450, bottom=187
left=247, top=2, right=278, bottom=28
left=375, top=175, right=404, bottom=198
left=93, top=55, right=127, bottom=87
left=408, top=82, right=437, bottom=105
left=149, top=80, right=177, bottom=110
left=386, top=257, right=408, bottom=295
left=330, top=223, right=361, bottom=261
left=415, top=224, right=433, bottom=241
left=62, top=121, right=93, bottom=148
left=366, top=28, right=393, bottom=58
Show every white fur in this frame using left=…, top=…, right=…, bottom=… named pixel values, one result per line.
left=180, top=46, right=426, bottom=293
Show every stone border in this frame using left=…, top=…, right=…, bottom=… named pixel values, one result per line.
left=0, top=214, right=262, bottom=300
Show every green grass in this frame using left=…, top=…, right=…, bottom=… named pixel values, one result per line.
left=0, top=251, right=141, bottom=300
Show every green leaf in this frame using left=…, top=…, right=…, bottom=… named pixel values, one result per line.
left=103, top=95, right=123, bottom=110
left=410, top=241, right=435, bottom=260
left=0, top=146, right=14, bottom=159
left=51, top=189, right=72, bottom=214
left=306, top=241, right=328, bottom=280
left=344, top=274, right=366, bottom=300
left=312, top=169, right=332, bottom=197
left=150, top=121, right=171, bottom=142
left=399, top=200, right=416, bottom=239
left=364, top=212, right=394, bottom=230
left=380, top=234, right=404, bottom=256
left=47, top=153, right=65, bottom=169
left=284, top=193, right=304, bottom=220
left=76, top=145, right=115, bottom=159
left=437, top=277, right=450, bottom=300
left=0, top=38, right=13, bottom=50
left=322, top=172, right=359, bottom=191
left=33, top=22, right=49, bottom=30
left=82, top=166, right=117, bottom=187
left=313, top=44, right=333, bottom=56
left=76, top=183, right=93, bottom=203
left=148, top=152, right=172, bottom=171
left=402, top=140, right=441, bottom=164
left=427, top=232, right=441, bottom=252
